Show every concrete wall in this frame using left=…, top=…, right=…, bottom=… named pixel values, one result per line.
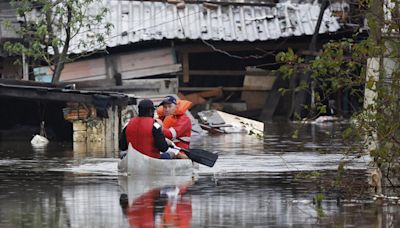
left=71, top=106, right=120, bottom=155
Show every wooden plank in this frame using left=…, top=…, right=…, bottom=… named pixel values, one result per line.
left=87, top=78, right=178, bottom=94
left=60, top=58, right=107, bottom=81
left=177, top=70, right=277, bottom=76
left=120, top=64, right=181, bottom=79
left=177, top=70, right=246, bottom=76
left=259, top=74, right=286, bottom=121
left=118, top=48, right=175, bottom=72
left=241, top=70, right=276, bottom=110
left=175, top=41, right=311, bottom=53
left=179, top=87, right=268, bottom=91
left=182, top=53, right=190, bottom=83
left=243, top=75, right=276, bottom=90
left=185, top=0, right=274, bottom=6
left=73, top=78, right=116, bottom=89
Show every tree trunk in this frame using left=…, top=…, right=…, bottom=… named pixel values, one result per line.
left=51, top=3, right=72, bottom=83
left=51, top=58, right=66, bottom=83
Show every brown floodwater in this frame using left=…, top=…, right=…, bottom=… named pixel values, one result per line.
left=0, top=122, right=399, bottom=227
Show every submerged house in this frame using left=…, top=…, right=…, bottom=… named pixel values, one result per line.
left=34, top=0, right=355, bottom=120
left=0, top=0, right=363, bottom=150
left=0, top=79, right=134, bottom=153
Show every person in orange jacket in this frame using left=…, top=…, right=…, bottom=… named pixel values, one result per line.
left=156, top=96, right=192, bottom=159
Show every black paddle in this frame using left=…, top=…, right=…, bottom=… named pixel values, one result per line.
left=178, top=147, right=218, bottom=167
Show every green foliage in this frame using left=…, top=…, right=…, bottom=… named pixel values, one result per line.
left=3, top=0, right=112, bottom=82
left=295, top=171, right=322, bottom=179
left=276, top=0, right=400, bottom=194
left=342, top=127, right=353, bottom=140
left=335, top=161, right=348, bottom=187
left=291, top=129, right=299, bottom=139
left=314, top=193, right=325, bottom=217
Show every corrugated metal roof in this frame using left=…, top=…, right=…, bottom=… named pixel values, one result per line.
left=69, top=1, right=340, bottom=53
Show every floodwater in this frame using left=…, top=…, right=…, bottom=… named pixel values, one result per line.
left=0, top=122, right=399, bottom=227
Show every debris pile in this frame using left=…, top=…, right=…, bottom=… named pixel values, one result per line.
left=197, top=110, right=263, bottom=138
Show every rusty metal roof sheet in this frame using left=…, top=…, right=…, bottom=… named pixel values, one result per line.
left=69, top=1, right=340, bottom=53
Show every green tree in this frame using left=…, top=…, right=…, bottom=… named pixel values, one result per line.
left=3, top=0, right=112, bottom=83
left=277, top=0, right=399, bottom=194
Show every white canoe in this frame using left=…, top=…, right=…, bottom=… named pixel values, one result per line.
left=118, top=144, right=195, bottom=175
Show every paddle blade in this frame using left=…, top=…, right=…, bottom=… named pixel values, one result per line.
left=183, top=149, right=218, bottom=167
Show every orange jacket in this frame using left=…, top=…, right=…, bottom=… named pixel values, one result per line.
left=157, top=100, right=192, bottom=149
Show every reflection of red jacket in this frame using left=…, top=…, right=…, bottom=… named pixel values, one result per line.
left=127, top=186, right=192, bottom=228
left=128, top=189, right=159, bottom=228
left=157, top=100, right=192, bottom=149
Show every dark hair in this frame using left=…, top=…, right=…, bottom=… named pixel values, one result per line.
left=138, top=107, right=155, bottom=117
left=138, top=99, right=155, bottom=117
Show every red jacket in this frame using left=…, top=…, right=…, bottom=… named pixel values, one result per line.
left=157, top=100, right=192, bottom=149
left=125, top=117, right=160, bottom=158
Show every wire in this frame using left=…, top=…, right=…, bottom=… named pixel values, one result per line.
left=200, top=38, right=286, bottom=60
left=177, top=8, right=186, bottom=37
left=68, top=8, right=204, bottom=52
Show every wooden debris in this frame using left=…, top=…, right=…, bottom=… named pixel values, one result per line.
left=241, top=67, right=276, bottom=110
left=199, top=124, right=224, bottom=134
left=217, top=111, right=263, bottom=136
left=167, top=0, right=181, bottom=4
left=63, top=102, right=96, bottom=121
left=203, top=2, right=219, bottom=10
left=210, top=102, right=247, bottom=112
left=176, top=1, right=186, bottom=10
left=197, top=110, right=264, bottom=137
left=180, top=87, right=223, bottom=107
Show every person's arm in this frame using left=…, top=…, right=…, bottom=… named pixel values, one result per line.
left=119, top=127, right=128, bottom=151
left=152, top=122, right=169, bottom=152
left=162, top=115, right=191, bottom=140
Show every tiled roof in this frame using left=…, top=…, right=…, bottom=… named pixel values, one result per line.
left=69, top=0, right=340, bottom=53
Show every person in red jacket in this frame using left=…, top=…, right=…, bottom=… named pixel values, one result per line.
left=156, top=96, right=192, bottom=159
left=119, top=99, right=180, bottom=159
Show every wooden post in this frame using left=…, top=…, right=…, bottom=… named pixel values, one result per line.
left=182, top=52, right=190, bottom=83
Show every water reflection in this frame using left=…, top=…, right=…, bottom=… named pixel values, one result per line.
left=119, top=175, right=193, bottom=227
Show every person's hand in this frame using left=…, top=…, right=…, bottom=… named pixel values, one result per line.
left=165, top=138, right=176, bottom=147
left=166, top=147, right=180, bottom=156
left=155, top=118, right=163, bottom=126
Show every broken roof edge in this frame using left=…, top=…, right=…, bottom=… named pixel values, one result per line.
left=0, top=79, right=136, bottom=106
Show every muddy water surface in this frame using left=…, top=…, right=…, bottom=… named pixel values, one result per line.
left=0, top=122, right=399, bottom=227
